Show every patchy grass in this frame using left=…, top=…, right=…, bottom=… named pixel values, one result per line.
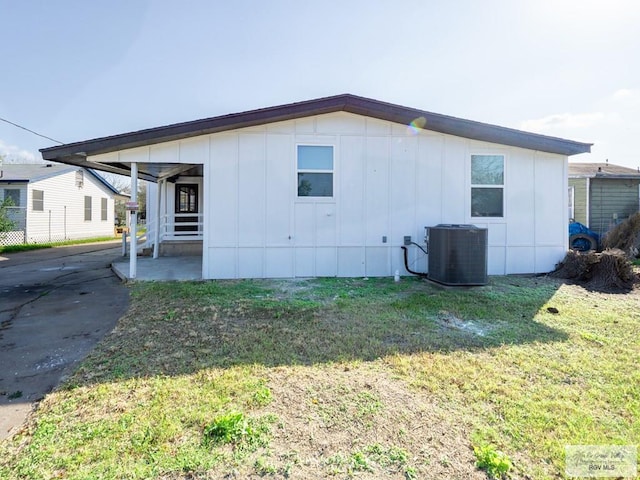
left=1, top=275, right=638, bottom=479
left=0, top=236, right=117, bottom=254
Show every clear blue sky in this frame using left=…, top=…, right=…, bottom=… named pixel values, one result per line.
left=1, top=0, right=639, bottom=169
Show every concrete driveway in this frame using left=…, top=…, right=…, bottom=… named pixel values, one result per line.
left=0, top=241, right=129, bottom=440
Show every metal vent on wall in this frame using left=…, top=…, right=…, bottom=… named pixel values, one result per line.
left=427, top=224, right=488, bottom=286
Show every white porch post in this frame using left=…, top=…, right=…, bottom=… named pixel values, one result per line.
left=153, top=179, right=162, bottom=259
left=129, top=162, right=138, bottom=279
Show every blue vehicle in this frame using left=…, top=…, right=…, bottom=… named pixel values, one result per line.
left=569, top=221, right=599, bottom=251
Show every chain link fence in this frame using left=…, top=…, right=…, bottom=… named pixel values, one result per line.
left=1, top=207, right=81, bottom=246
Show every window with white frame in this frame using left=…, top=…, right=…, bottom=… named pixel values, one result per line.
left=84, top=196, right=92, bottom=221
left=471, top=154, right=504, bottom=217
left=32, top=189, right=44, bottom=211
left=297, top=145, right=334, bottom=197
left=101, top=197, right=108, bottom=221
left=4, top=189, right=20, bottom=206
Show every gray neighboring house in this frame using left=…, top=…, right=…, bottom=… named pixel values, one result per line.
left=568, top=162, right=640, bottom=236
left=0, top=163, right=120, bottom=245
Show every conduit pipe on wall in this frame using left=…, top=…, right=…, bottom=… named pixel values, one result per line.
left=400, top=246, right=428, bottom=278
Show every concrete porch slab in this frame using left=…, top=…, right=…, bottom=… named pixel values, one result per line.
left=112, top=256, right=202, bottom=281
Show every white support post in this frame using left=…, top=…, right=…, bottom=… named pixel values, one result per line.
left=129, top=162, right=138, bottom=279
left=153, top=179, right=162, bottom=259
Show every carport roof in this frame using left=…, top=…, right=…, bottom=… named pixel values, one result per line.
left=40, top=94, right=592, bottom=181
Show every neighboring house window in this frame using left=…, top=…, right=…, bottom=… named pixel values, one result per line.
left=568, top=186, right=575, bottom=221
left=297, top=145, right=334, bottom=197
left=76, top=170, right=84, bottom=188
left=32, top=189, right=44, bottom=211
left=471, top=154, right=504, bottom=217
left=84, top=196, right=92, bottom=221
left=4, top=189, right=20, bottom=206
left=101, top=198, right=108, bottom=221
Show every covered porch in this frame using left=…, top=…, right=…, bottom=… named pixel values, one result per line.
left=125, top=162, right=204, bottom=279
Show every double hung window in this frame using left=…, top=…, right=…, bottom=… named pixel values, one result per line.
left=297, top=145, right=334, bottom=197
left=471, top=154, right=504, bottom=217
left=33, top=190, right=44, bottom=211
left=84, top=196, right=92, bottom=221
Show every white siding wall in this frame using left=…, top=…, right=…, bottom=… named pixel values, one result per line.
left=25, top=171, right=115, bottom=242
left=103, top=112, right=568, bottom=279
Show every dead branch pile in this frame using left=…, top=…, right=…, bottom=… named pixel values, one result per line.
left=602, top=212, right=640, bottom=257
left=551, top=248, right=637, bottom=292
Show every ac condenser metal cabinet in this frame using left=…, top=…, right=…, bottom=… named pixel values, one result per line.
left=427, top=224, right=488, bottom=286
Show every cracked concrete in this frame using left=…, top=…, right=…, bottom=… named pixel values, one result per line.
left=0, top=241, right=128, bottom=440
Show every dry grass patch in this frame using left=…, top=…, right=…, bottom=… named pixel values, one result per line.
left=262, top=365, right=485, bottom=479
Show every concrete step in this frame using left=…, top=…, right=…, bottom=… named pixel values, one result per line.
left=159, top=240, right=203, bottom=257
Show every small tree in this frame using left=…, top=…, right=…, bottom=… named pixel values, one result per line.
left=137, top=181, right=147, bottom=221
left=0, top=198, right=17, bottom=234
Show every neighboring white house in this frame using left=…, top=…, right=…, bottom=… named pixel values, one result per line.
left=0, top=163, right=119, bottom=245
left=40, top=94, right=591, bottom=278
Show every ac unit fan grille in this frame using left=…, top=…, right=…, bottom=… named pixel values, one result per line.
left=428, top=225, right=488, bottom=286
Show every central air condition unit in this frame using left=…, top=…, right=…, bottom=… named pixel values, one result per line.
left=427, top=224, right=488, bottom=286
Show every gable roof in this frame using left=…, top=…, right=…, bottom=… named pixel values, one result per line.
left=0, top=163, right=74, bottom=183
left=40, top=94, right=592, bottom=181
left=569, top=162, right=640, bottom=179
left=0, top=163, right=120, bottom=195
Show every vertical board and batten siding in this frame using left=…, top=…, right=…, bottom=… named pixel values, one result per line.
left=568, top=178, right=588, bottom=225
left=588, top=178, right=640, bottom=236
left=25, top=171, right=115, bottom=242
left=103, top=111, right=568, bottom=279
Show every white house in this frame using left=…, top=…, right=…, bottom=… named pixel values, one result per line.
left=0, top=164, right=119, bottom=245
left=40, top=94, right=591, bottom=279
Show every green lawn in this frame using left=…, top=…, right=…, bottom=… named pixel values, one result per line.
left=1, top=276, right=638, bottom=479
left=0, top=236, right=118, bottom=254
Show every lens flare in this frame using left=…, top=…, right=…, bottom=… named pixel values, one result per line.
left=407, top=116, right=427, bottom=134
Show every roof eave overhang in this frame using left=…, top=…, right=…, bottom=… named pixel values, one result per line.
left=40, top=94, right=592, bottom=169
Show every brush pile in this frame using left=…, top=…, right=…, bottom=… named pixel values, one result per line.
left=552, top=213, right=640, bottom=292
left=601, top=212, right=640, bottom=256
left=551, top=248, right=635, bottom=291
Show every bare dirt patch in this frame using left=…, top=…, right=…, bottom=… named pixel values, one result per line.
left=253, top=364, right=486, bottom=479
left=434, top=310, right=494, bottom=337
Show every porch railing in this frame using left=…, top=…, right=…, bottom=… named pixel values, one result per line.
left=122, top=214, right=203, bottom=257
left=159, top=213, right=204, bottom=240
left=122, top=221, right=152, bottom=256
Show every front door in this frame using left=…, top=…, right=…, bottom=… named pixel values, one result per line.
left=175, top=184, right=198, bottom=233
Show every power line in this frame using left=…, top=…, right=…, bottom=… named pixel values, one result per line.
left=0, top=116, right=64, bottom=145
